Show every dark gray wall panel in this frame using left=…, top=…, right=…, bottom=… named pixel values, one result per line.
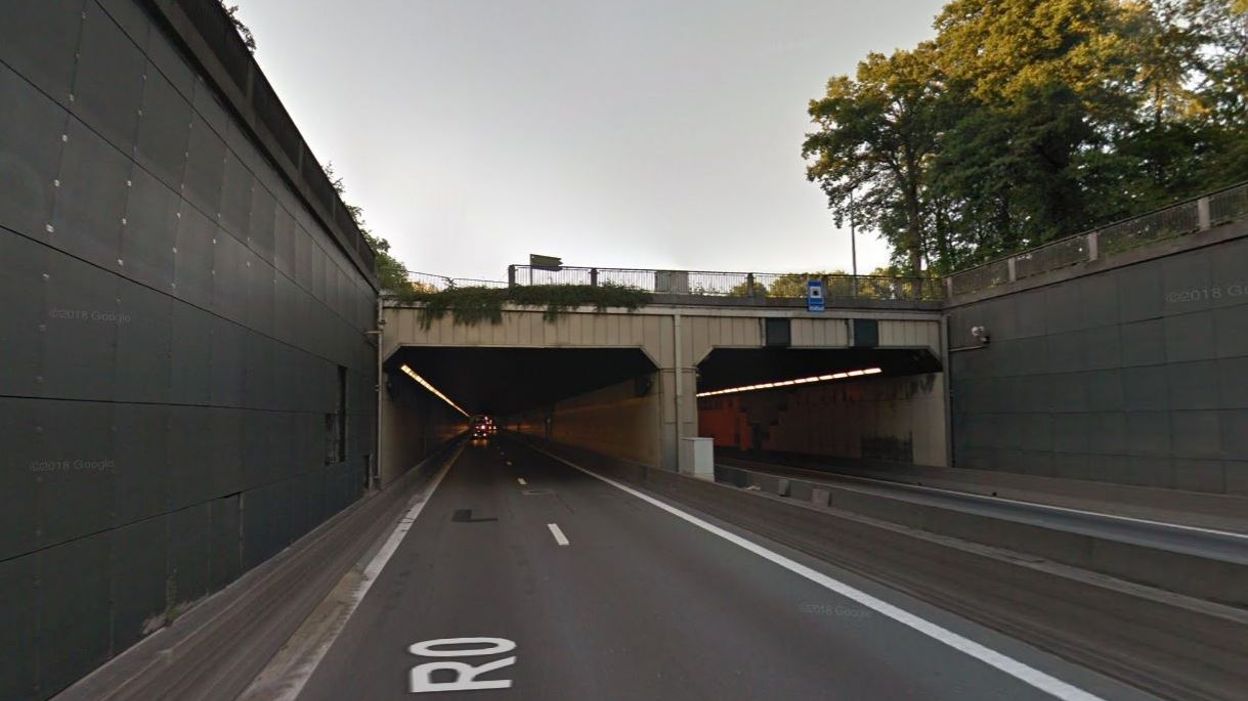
left=114, top=283, right=172, bottom=403
left=208, top=494, right=241, bottom=591
left=182, top=116, right=225, bottom=217
left=172, top=202, right=215, bottom=306
left=52, top=117, right=129, bottom=269
left=0, top=62, right=68, bottom=242
left=219, top=150, right=252, bottom=239
left=109, top=515, right=167, bottom=652
left=952, top=238, right=1248, bottom=494
left=169, top=303, right=212, bottom=403
left=96, top=0, right=150, bottom=46
left=209, top=317, right=244, bottom=406
left=0, top=397, right=40, bottom=560
left=134, top=63, right=191, bottom=191
left=190, top=77, right=230, bottom=140
left=0, top=229, right=48, bottom=397
left=43, top=253, right=120, bottom=400
left=36, top=399, right=116, bottom=547
left=112, top=402, right=169, bottom=524
left=168, top=503, right=211, bottom=604
left=211, top=226, right=247, bottom=321
left=38, top=531, right=111, bottom=695
left=120, top=166, right=179, bottom=290
left=0, top=553, right=38, bottom=700
left=144, top=20, right=194, bottom=100
left=168, top=405, right=218, bottom=511
left=0, top=0, right=85, bottom=106
left=72, top=3, right=146, bottom=151
left=1, top=2, right=379, bottom=694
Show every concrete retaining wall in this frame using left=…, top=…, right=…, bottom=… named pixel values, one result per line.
left=947, top=222, right=1248, bottom=495
left=0, top=3, right=377, bottom=697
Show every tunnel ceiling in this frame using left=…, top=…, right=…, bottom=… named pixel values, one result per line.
left=697, top=347, right=942, bottom=393
left=389, top=346, right=658, bottom=415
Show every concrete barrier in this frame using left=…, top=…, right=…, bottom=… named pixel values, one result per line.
left=527, top=439, right=1248, bottom=701
left=712, top=465, right=1248, bottom=608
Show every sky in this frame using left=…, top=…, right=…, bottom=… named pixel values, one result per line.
left=233, top=0, right=948, bottom=281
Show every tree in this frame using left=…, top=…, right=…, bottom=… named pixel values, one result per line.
left=805, top=0, right=1248, bottom=274
left=803, top=44, right=944, bottom=274
left=216, top=2, right=256, bottom=53
left=324, top=163, right=411, bottom=292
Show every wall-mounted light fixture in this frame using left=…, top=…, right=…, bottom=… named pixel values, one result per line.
left=696, top=367, right=882, bottom=398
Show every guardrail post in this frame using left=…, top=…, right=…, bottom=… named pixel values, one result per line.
left=746, top=273, right=755, bottom=298
left=1087, top=231, right=1099, bottom=262
left=1006, top=257, right=1017, bottom=282
left=1197, top=196, right=1211, bottom=231
left=507, top=265, right=516, bottom=287
left=590, top=268, right=599, bottom=287
left=944, top=276, right=954, bottom=298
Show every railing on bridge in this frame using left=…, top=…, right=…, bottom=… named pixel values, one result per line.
left=406, top=271, right=509, bottom=291
left=946, top=181, right=1248, bottom=296
left=506, top=265, right=941, bottom=301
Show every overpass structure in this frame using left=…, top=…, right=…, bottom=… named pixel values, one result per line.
left=380, top=298, right=946, bottom=482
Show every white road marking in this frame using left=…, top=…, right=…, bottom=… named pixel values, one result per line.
left=506, top=461, right=512, bottom=466
left=533, top=447, right=1106, bottom=701
left=262, top=448, right=461, bottom=701
left=547, top=523, right=570, bottom=546
left=409, top=638, right=517, bottom=693
left=517, top=478, right=527, bottom=486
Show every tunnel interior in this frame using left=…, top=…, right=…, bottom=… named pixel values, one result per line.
left=387, top=346, right=659, bottom=416
left=696, top=347, right=942, bottom=394
left=696, top=347, right=947, bottom=465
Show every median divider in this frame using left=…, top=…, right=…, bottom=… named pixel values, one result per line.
left=521, top=437, right=1248, bottom=701
left=713, top=463, right=1248, bottom=609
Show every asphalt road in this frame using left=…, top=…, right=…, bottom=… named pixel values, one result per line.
left=294, top=438, right=1160, bottom=701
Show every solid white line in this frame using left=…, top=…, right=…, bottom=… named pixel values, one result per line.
left=547, top=523, right=570, bottom=546
left=269, top=448, right=461, bottom=701
left=534, top=447, right=1105, bottom=701
left=517, top=478, right=527, bottom=486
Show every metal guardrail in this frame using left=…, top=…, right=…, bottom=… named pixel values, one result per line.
left=506, top=265, right=941, bottom=301
left=946, top=181, right=1248, bottom=296
left=405, top=272, right=509, bottom=291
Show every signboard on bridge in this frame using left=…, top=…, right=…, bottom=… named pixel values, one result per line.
left=529, top=254, right=563, bottom=271
left=807, top=279, right=825, bottom=312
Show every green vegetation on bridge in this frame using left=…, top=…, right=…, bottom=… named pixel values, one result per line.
left=394, top=284, right=653, bottom=327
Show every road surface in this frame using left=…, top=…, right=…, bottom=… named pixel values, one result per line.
left=294, top=438, right=1159, bottom=701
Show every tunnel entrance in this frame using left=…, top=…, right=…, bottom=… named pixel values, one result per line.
left=382, top=346, right=661, bottom=481
left=696, top=347, right=946, bottom=466
left=387, top=347, right=658, bottom=416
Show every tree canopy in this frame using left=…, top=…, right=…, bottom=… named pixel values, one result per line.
left=804, top=0, right=1248, bottom=275
left=324, top=163, right=410, bottom=292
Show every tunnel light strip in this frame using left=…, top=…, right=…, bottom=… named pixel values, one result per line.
left=399, top=364, right=471, bottom=417
left=696, top=367, right=882, bottom=398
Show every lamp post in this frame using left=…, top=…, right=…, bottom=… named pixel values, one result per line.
left=849, top=188, right=858, bottom=296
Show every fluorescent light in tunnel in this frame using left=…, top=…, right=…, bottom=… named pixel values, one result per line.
left=696, top=367, right=884, bottom=398
left=399, top=364, right=470, bottom=417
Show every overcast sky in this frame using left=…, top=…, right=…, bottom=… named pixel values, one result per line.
left=234, top=0, right=947, bottom=281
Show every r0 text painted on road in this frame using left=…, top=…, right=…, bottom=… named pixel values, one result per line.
left=409, top=637, right=516, bottom=693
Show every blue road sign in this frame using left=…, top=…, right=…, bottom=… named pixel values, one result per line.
left=807, top=279, right=825, bottom=312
